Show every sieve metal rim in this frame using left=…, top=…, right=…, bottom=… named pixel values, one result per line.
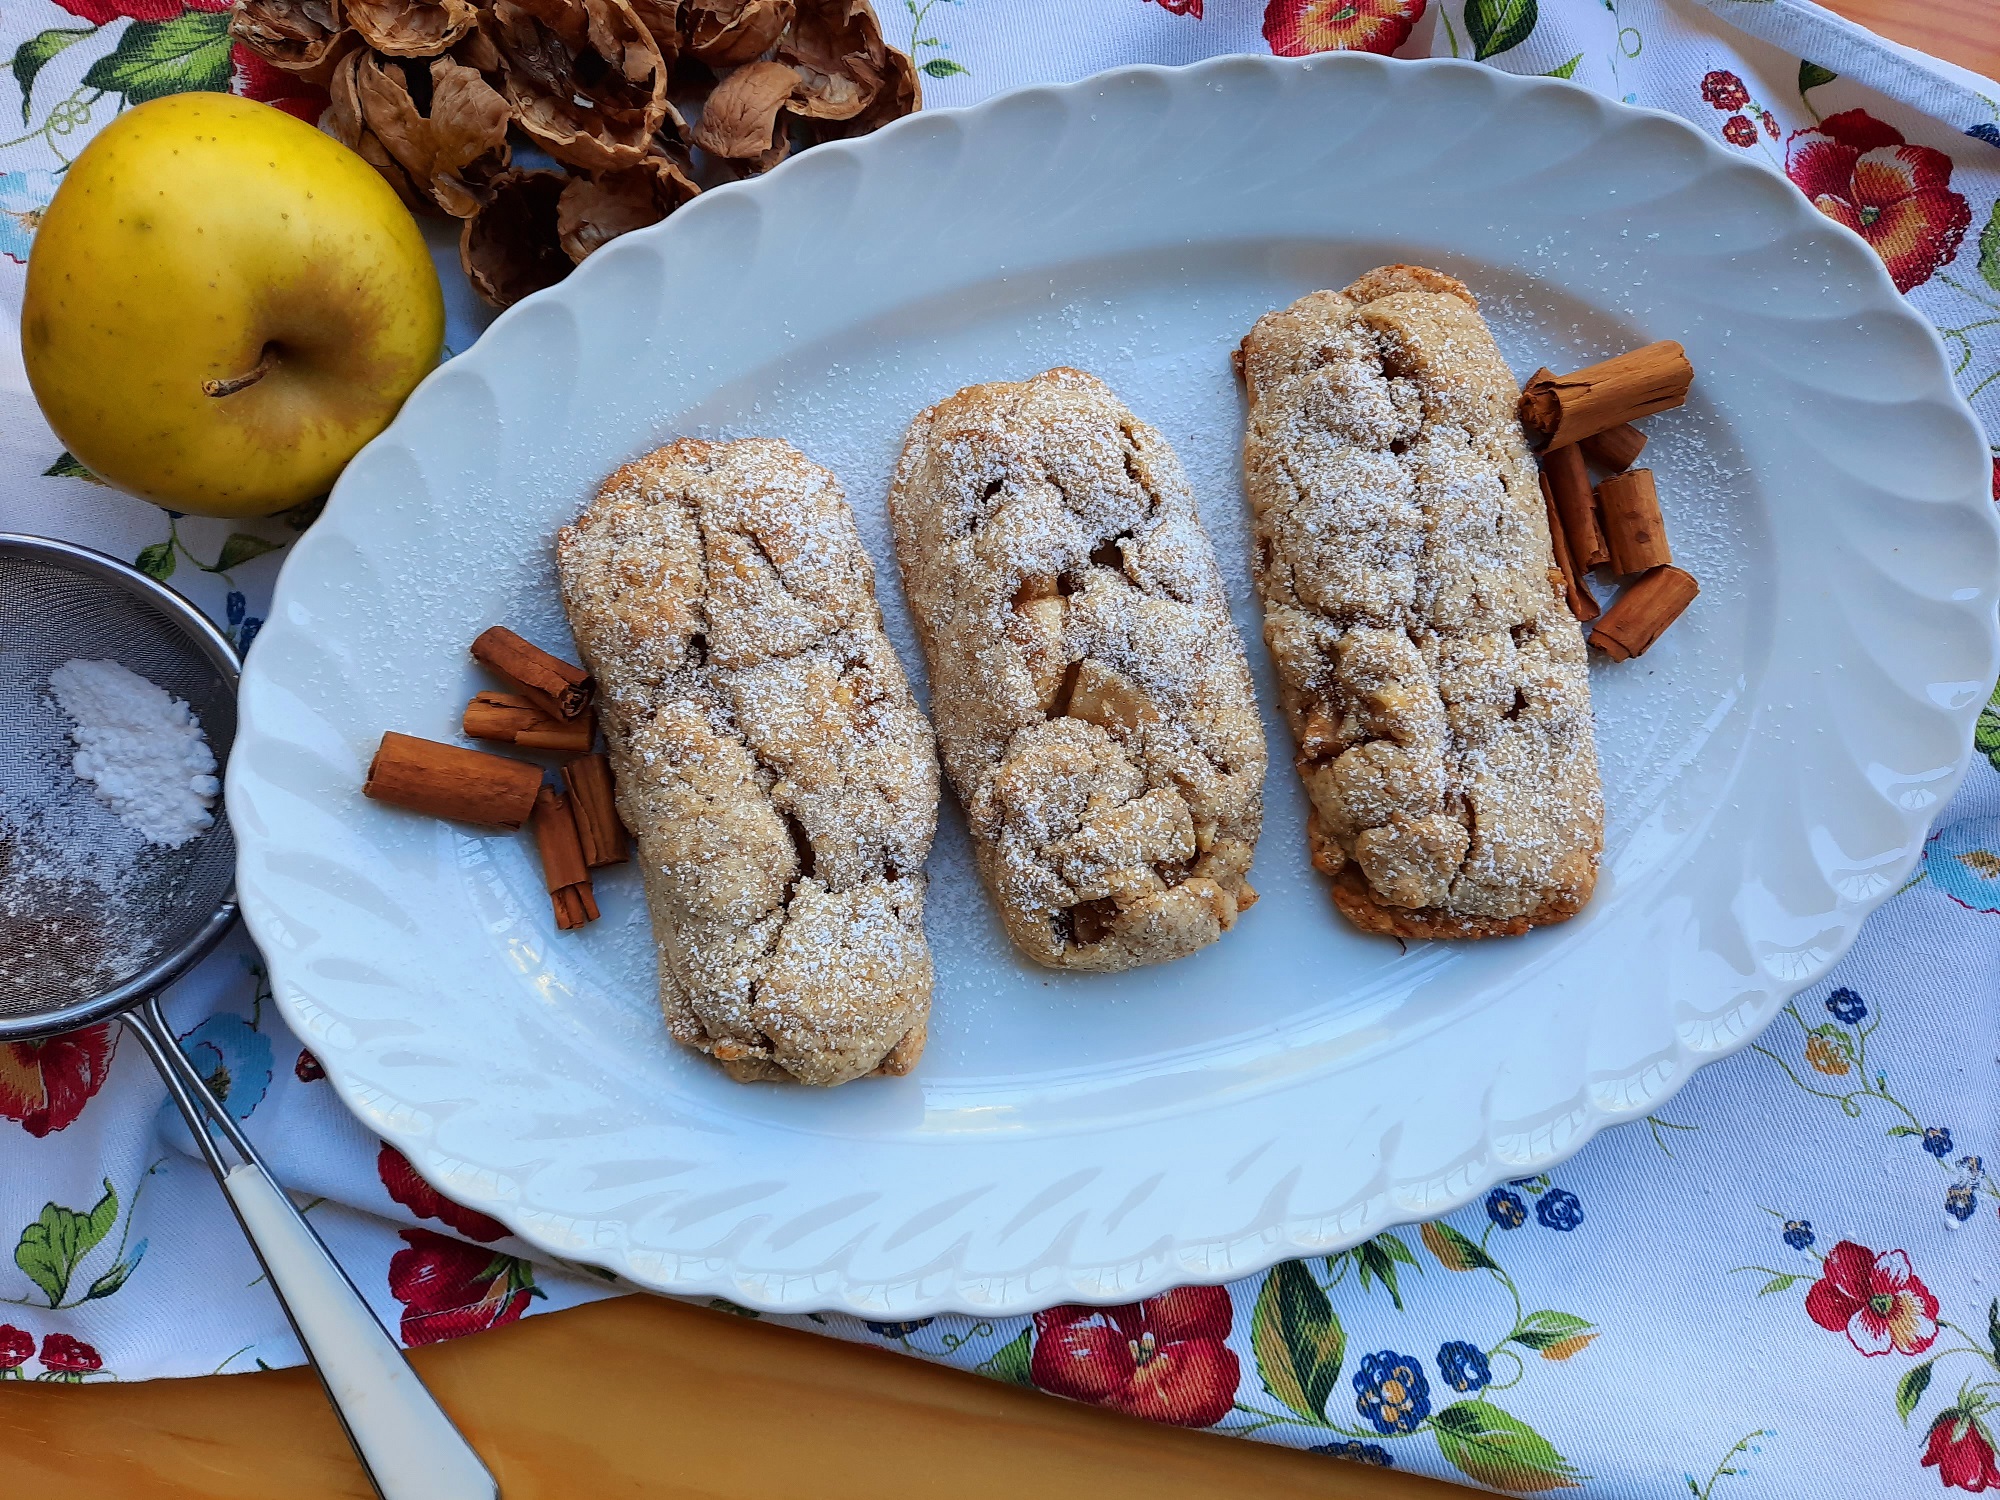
left=0, top=533, right=241, bottom=1042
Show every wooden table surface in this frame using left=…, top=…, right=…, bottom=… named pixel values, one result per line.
left=5, top=9, right=1995, bottom=1498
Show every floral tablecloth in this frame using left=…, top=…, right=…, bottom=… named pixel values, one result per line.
left=4, top=0, right=2000, bottom=1494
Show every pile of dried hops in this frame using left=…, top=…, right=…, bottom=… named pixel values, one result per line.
left=230, top=0, right=918, bottom=306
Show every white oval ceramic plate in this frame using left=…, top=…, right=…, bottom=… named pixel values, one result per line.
left=231, top=54, right=2000, bottom=1316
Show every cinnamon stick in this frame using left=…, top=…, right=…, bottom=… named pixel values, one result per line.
left=1597, top=469, right=1673, bottom=575
left=531, top=785, right=598, bottom=929
left=1539, top=443, right=1609, bottom=570
left=364, top=732, right=542, bottom=828
left=463, top=691, right=595, bottom=753
left=1580, top=422, right=1647, bottom=472
left=562, top=753, right=628, bottom=867
left=1521, top=341, right=1693, bottom=450
left=1589, top=566, right=1699, bottom=661
left=471, top=626, right=593, bottom=720
left=1541, top=474, right=1599, bottom=622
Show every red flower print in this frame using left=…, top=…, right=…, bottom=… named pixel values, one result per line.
left=1029, top=1285, right=1240, bottom=1428
left=1722, top=116, right=1757, bottom=149
left=377, top=1144, right=509, bottom=1243
left=51, top=0, right=227, bottom=24
left=1147, top=0, right=1203, bottom=14
left=1785, top=109, right=1972, bottom=293
left=0, top=1325, right=33, bottom=1373
left=231, top=43, right=329, bottom=125
left=1761, top=111, right=1779, bottom=140
left=39, top=1332, right=102, bottom=1377
left=1804, top=1240, right=1939, bottom=1356
left=388, top=1229, right=540, bottom=1346
left=0, top=1026, right=117, bottom=1138
left=1263, top=0, right=1425, bottom=58
left=294, top=1048, right=325, bottom=1082
left=1925, top=1408, right=2000, bottom=1492
left=1701, top=71, right=1750, bottom=112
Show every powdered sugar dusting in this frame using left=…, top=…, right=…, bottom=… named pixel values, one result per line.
left=49, top=659, right=218, bottom=848
left=557, top=437, right=940, bottom=1085
left=1240, top=271, right=1602, bottom=931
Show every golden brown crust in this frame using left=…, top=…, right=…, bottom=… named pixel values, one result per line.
left=1240, top=270, right=1602, bottom=940
left=557, top=437, right=939, bottom=1085
left=888, top=368, right=1267, bottom=971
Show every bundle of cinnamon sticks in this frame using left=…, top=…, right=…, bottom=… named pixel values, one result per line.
left=1524, top=341, right=1701, bottom=660
left=362, top=625, right=629, bottom=931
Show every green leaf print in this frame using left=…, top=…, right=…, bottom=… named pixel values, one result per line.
left=1979, top=200, right=2000, bottom=296
left=976, top=1327, right=1033, bottom=1387
left=1797, top=61, right=1838, bottom=96
left=14, top=1178, right=118, bottom=1307
left=1978, top=676, right=2000, bottom=774
left=1896, top=1359, right=1935, bottom=1424
left=1432, top=1399, right=1583, bottom=1491
left=1351, top=1232, right=1420, bottom=1310
left=11, top=27, right=96, bottom=125
left=44, top=450, right=102, bottom=484
left=1250, top=1260, right=1345, bottom=1423
left=1421, top=1220, right=1500, bottom=1273
left=213, top=532, right=284, bottom=572
left=1987, top=1296, right=2000, bottom=1366
left=1464, top=0, right=1538, bottom=62
left=81, top=10, right=233, bottom=105
left=921, top=57, right=967, bottom=78
left=135, top=541, right=176, bottom=580
left=1543, top=54, right=1582, bottom=81
left=1757, top=1274, right=1799, bottom=1297
left=1507, top=1309, right=1595, bottom=1352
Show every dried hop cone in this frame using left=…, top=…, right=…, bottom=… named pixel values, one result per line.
left=346, top=0, right=478, bottom=58
left=689, top=0, right=917, bottom=164
left=462, top=168, right=573, bottom=307
left=483, top=0, right=676, bottom=174
left=684, top=0, right=794, bottom=66
left=327, top=49, right=430, bottom=211
left=781, top=0, right=916, bottom=139
left=557, top=154, right=700, bottom=263
left=331, top=51, right=512, bottom=217
left=230, top=0, right=354, bottom=86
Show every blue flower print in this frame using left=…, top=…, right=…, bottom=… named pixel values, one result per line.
left=0, top=171, right=56, bottom=265
left=1783, top=1219, right=1815, bottom=1251
left=237, top=617, right=263, bottom=653
left=1924, top=1127, right=1955, bottom=1159
left=865, top=1319, right=933, bottom=1339
left=1436, top=1340, right=1490, bottom=1394
left=1353, top=1350, right=1430, bottom=1435
left=1536, top=1188, right=1584, bottom=1231
left=1925, top=817, right=2000, bottom=914
left=177, top=1014, right=274, bottom=1121
left=1968, top=123, right=2000, bottom=148
left=1312, top=1440, right=1394, bottom=1466
left=1946, top=1186, right=1977, bottom=1222
left=226, top=591, right=246, bottom=627
left=1824, top=988, right=1866, bottom=1025
left=1486, top=1188, right=1527, bottom=1230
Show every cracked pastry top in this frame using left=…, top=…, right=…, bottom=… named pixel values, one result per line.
left=557, top=437, right=939, bottom=1085
left=888, top=367, right=1266, bottom=971
left=1238, top=266, right=1602, bottom=939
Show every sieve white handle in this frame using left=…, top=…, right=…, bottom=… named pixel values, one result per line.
left=127, top=1002, right=497, bottom=1500
left=220, top=1160, right=499, bottom=1500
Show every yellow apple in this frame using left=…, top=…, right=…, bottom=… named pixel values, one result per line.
left=22, top=92, right=445, bottom=518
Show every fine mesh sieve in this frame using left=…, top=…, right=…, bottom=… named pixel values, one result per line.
left=0, top=535, right=239, bottom=1031
left=0, top=534, right=494, bottom=1499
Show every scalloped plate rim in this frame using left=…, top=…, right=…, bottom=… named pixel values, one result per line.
left=231, top=52, right=2000, bottom=1316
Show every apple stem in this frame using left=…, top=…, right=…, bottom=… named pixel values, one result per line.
left=203, top=344, right=278, bottom=398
